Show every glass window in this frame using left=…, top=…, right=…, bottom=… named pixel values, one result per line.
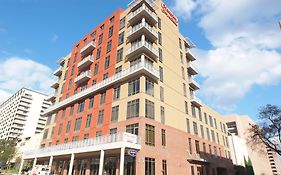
left=119, top=17, right=125, bottom=30
left=145, top=124, right=155, bottom=146
left=106, top=40, right=112, bottom=53
left=113, top=86, right=120, bottom=100
left=209, top=115, right=214, bottom=127
left=145, top=78, right=154, bottom=96
left=193, top=121, right=198, bottom=135
left=186, top=118, right=190, bottom=133
left=161, top=129, right=166, bottom=146
left=86, top=114, right=92, bottom=128
left=118, top=31, right=124, bottom=45
left=74, top=117, right=82, bottom=131
left=96, top=48, right=101, bottom=59
left=145, top=158, right=155, bottom=175
left=115, top=66, right=122, bottom=74
left=159, top=66, right=163, bottom=82
left=206, top=128, right=210, bottom=140
left=104, top=56, right=110, bottom=69
left=158, top=17, right=161, bottom=29
left=111, top=106, right=119, bottom=122
left=77, top=101, right=85, bottom=113
left=128, top=78, right=140, bottom=96
left=98, top=34, right=103, bottom=45
left=108, top=26, right=114, bottom=38
left=88, top=97, right=94, bottom=109
left=94, top=63, right=99, bottom=75
left=100, top=92, right=106, bottom=105
left=200, top=125, right=204, bottom=139
left=183, top=83, right=187, bottom=97
left=117, top=48, right=123, bottom=63
left=97, top=110, right=104, bottom=125
left=161, top=106, right=165, bottom=124
left=195, top=140, right=200, bottom=154
left=204, top=112, right=208, bottom=124
left=158, top=32, right=162, bottom=45
left=126, top=123, right=139, bottom=135
left=159, top=48, right=163, bottom=62
left=66, top=121, right=71, bottom=133
left=127, top=99, right=139, bottom=119
left=160, top=86, right=164, bottom=102
left=191, top=105, right=196, bottom=117
left=188, top=138, right=192, bottom=154
left=185, top=101, right=188, bottom=114
left=211, top=130, right=215, bottom=143
left=145, top=99, right=155, bottom=119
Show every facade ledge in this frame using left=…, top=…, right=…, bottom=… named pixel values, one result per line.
left=44, top=61, right=159, bottom=115
left=127, top=21, right=158, bottom=43
left=74, top=70, right=91, bottom=84
left=127, top=3, right=157, bottom=26
left=126, top=40, right=158, bottom=61
left=77, top=55, right=94, bottom=70
left=80, top=41, right=96, bottom=56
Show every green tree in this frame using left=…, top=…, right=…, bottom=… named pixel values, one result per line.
left=248, top=104, right=281, bottom=156
left=244, top=156, right=255, bottom=175
left=0, top=139, right=16, bottom=163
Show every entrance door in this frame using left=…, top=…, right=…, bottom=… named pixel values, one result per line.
left=90, top=157, right=99, bottom=175
left=103, top=157, right=117, bottom=175
left=124, top=156, right=135, bottom=175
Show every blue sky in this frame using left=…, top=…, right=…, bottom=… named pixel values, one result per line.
left=0, top=0, right=281, bottom=120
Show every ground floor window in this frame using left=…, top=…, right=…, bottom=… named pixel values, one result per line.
left=104, top=156, right=117, bottom=175
left=145, top=157, right=155, bottom=175
left=124, top=155, right=135, bottom=175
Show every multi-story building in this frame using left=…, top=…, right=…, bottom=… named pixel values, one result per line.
left=0, top=88, right=51, bottom=141
left=20, top=0, right=234, bottom=174
left=225, top=114, right=281, bottom=175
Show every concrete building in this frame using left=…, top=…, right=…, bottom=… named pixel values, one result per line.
left=0, top=88, right=51, bottom=141
left=225, top=114, right=281, bottom=175
left=21, top=0, right=234, bottom=174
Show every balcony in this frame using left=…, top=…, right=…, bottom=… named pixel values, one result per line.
left=14, top=119, right=25, bottom=125
left=127, top=3, right=157, bottom=26
left=190, top=94, right=202, bottom=107
left=23, top=132, right=141, bottom=159
left=44, top=60, right=159, bottom=115
left=187, top=153, right=208, bottom=163
left=46, top=94, right=56, bottom=102
left=127, top=21, right=157, bottom=43
left=186, top=50, right=196, bottom=61
left=187, top=62, right=198, bottom=75
left=74, top=71, right=91, bottom=84
left=53, top=67, right=62, bottom=76
left=51, top=80, right=59, bottom=89
left=188, top=77, right=200, bottom=90
left=126, top=40, right=158, bottom=61
left=77, top=55, right=94, bottom=70
left=57, top=57, right=65, bottom=66
left=80, top=41, right=96, bottom=56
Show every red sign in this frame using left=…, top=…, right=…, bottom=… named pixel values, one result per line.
left=161, top=3, right=178, bottom=26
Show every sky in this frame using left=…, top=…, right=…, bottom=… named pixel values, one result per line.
left=0, top=0, right=281, bottom=120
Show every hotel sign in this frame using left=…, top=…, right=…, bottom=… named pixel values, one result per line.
left=161, top=3, right=178, bottom=26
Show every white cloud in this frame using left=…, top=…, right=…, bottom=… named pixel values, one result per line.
left=51, top=34, right=59, bottom=42
left=172, top=0, right=281, bottom=111
left=0, top=57, right=54, bottom=104
left=171, top=0, right=198, bottom=20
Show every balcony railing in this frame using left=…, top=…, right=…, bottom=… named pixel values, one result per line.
left=80, top=41, right=96, bottom=56
left=188, top=77, right=200, bottom=90
left=190, top=94, right=202, bottom=107
left=50, top=80, right=59, bottom=89
left=187, top=62, right=198, bottom=75
left=53, top=67, right=62, bottom=76
left=77, top=55, right=94, bottom=70
left=128, top=0, right=155, bottom=8
left=186, top=50, right=196, bottom=61
left=24, top=132, right=140, bottom=158
left=74, top=70, right=91, bottom=84
left=127, top=21, right=158, bottom=42
left=44, top=60, right=159, bottom=115
left=127, top=3, right=157, bottom=25
left=127, top=40, right=158, bottom=60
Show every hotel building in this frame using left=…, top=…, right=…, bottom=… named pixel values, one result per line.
left=0, top=88, right=50, bottom=141
left=21, top=0, right=234, bottom=174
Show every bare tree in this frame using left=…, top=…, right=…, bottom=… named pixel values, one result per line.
left=248, top=104, right=281, bottom=156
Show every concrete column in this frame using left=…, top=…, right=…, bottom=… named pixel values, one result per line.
left=98, top=150, right=104, bottom=175
left=141, top=54, right=145, bottom=62
left=142, top=17, right=146, bottom=23
left=32, top=158, right=37, bottom=169
left=119, top=147, right=125, bottom=175
left=68, top=154, right=75, bottom=175
left=18, top=159, right=24, bottom=175
left=48, top=156, right=53, bottom=175
left=141, top=35, right=145, bottom=43
left=85, top=159, right=91, bottom=175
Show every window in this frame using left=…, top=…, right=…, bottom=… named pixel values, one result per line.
left=185, top=101, right=188, bottom=114
left=74, top=117, right=82, bottom=131
left=115, top=66, right=122, bottom=74
left=216, top=132, right=220, bottom=144
left=77, top=101, right=85, bottom=113
left=161, top=106, right=165, bottom=124
left=100, top=92, right=106, bottom=105
left=191, top=166, right=195, bottom=175
left=84, top=134, right=89, bottom=140
left=98, top=34, right=103, bottom=45
left=96, top=131, right=102, bottom=138
left=68, top=79, right=72, bottom=90
left=160, top=86, right=164, bottom=102
left=158, top=17, right=161, bottom=29
left=203, top=143, right=206, bottom=153
left=145, top=99, right=155, bottom=119
left=66, top=121, right=71, bottom=133
left=97, top=110, right=104, bottom=125
left=145, top=124, right=155, bottom=146
left=188, top=138, right=192, bottom=154
left=51, top=126, right=55, bottom=136
left=64, top=70, right=68, bottom=80
left=211, top=130, right=215, bottom=143
left=191, top=105, right=196, bottom=117
left=117, top=48, right=123, bottom=63
left=179, top=38, right=182, bottom=49
left=111, top=106, right=119, bottom=122
left=71, top=65, right=75, bottom=76
left=193, top=121, right=198, bottom=135
left=119, top=17, right=125, bottom=30
left=110, top=16, right=115, bottom=25
left=54, top=113, right=58, bottom=121
left=108, top=26, right=113, bottom=38
left=106, top=40, right=112, bottom=53
left=186, top=118, right=190, bottom=133
left=94, top=63, right=99, bottom=75
left=195, top=140, right=200, bottom=154
left=90, top=31, right=96, bottom=38
left=43, top=129, right=48, bottom=139
left=181, top=66, right=185, bottom=79
left=204, top=113, right=208, bottom=124
left=88, top=97, right=94, bottom=109
left=110, top=128, right=117, bottom=136
left=96, top=48, right=101, bottom=59
left=72, top=136, right=79, bottom=142
left=206, top=128, right=210, bottom=140
left=92, top=79, right=97, bottom=85
left=126, top=123, right=139, bottom=135
left=104, top=56, right=110, bottom=69
left=209, top=145, right=212, bottom=154
left=86, top=114, right=92, bottom=128
left=100, top=24, right=104, bottom=31
left=127, top=99, right=139, bottom=119
left=162, top=160, right=167, bottom=175
left=214, top=146, right=217, bottom=156
left=209, top=115, right=214, bottom=127
left=214, top=118, right=217, bottom=129
left=198, top=109, right=202, bottom=121
left=46, top=116, right=52, bottom=125
left=200, top=125, right=205, bottom=139
left=158, top=32, right=162, bottom=45
left=159, top=48, right=163, bottom=62
left=145, top=78, right=154, bottom=96
left=183, top=83, right=187, bottom=97
left=159, top=66, right=163, bottom=82
left=118, top=31, right=124, bottom=45
left=145, top=158, right=155, bottom=175
left=161, top=129, right=166, bottom=146
left=113, top=86, right=120, bottom=100
left=73, top=53, right=77, bottom=63
left=128, top=78, right=140, bottom=96
left=180, top=52, right=183, bottom=63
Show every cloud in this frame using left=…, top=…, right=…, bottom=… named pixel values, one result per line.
left=172, top=0, right=281, bottom=111
left=51, top=34, right=59, bottom=42
left=0, top=57, right=55, bottom=104
left=171, top=0, right=198, bottom=20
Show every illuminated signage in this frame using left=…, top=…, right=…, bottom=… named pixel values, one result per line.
left=161, top=3, right=178, bottom=26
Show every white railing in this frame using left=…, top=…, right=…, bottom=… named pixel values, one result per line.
left=128, top=0, right=155, bottom=8
left=74, top=70, right=91, bottom=83
left=44, top=60, right=159, bottom=115
left=187, top=62, right=199, bottom=73
left=190, top=94, right=202, bottom=105
left=53, top=67, right=62, bottom=75
left=127, top=3, right=157, bottom=22
left=188, top=77, right=200, bottom=89
left=80, top=41, right=96, bottom=54
left=24, top=132, right=140, bottom=157
left=77, top=55, right=94, bottom=68
left=51, top=80, right=59, bottom=88
left=127, top=40, right=158, bottom=57
left=128, top=21, right=157, bottom=38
